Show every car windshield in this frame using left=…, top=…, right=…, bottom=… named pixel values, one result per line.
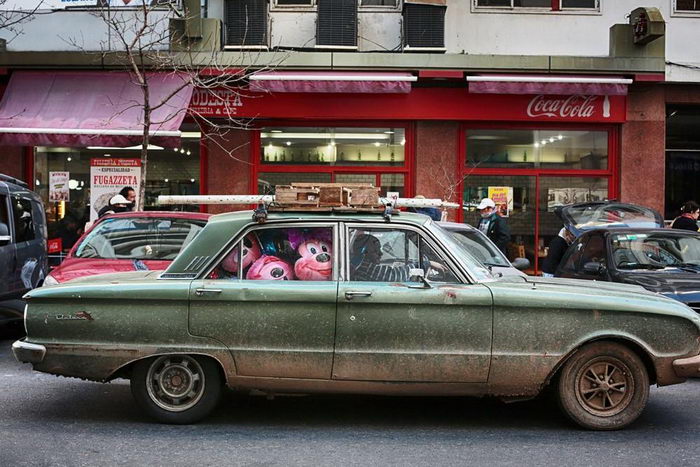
left=74, top=217, right=207, bottom=260
left=446, top=228, right=510, bottom=268
left=564, top=203, right=662, bottom=233
left=610, top=232, right=700, bottom=270
left=428, top=222, right=494, bottom=282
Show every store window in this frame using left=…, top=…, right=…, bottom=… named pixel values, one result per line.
left=361, top=0, right=398, bottom=6
left=466, top=129, right=608, bottom=169
left=461, top=125, right=614, bottom=274
left=260, top=127, right=405, bottom=166
left=34, top=124, right=201, bottom=251
left=666, top=105, right=700, bottom=219
left=256, top=125, right=410, bottom=198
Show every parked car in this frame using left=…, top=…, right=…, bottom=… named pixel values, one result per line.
left=0, top=174, right=47, bottom=331
left=13, top=210, right=700, bottom=430
left=439, top=221, right=529, bottom=277
left=44, top=211, right=211, bottom=285
left=554, top=201, right=700, bottom=311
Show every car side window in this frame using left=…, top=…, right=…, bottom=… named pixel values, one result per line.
left=208, top=226, right=334, bottom=281
left=559, top=236, right=587, bottom=273
left=12, top=196, right=35, bottom=243
left=580, top=234, right=607, bottom=269
left=348, top=227, right=458, bottom=283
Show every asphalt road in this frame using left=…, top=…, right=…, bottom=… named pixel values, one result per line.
left=1, top=334, right=699, bottom=467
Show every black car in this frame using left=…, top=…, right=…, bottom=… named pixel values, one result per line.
left=554, top=201, right=700, bottom=312
left=0, top=174, right=48, bottom=331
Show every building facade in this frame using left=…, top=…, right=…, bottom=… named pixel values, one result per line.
left=1, top=0, right=699, bottom=272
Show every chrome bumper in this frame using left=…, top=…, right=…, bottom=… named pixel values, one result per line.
left=12, top=339, right=46, bottom=364
left=673, top=354, right=700, bottom=378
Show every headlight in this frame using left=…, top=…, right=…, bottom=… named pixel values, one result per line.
left=43, top=274, right=59, bottom=286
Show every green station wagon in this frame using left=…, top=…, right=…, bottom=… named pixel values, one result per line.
left=12, top=210, right=700, bottom=430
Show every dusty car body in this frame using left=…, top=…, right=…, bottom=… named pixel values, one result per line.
left=44, top=211, right=210, bottom=284
left=13, top=210, right=700, bottom=430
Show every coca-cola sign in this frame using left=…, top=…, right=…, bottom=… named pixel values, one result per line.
left=526, top=95, right=611, bottom=119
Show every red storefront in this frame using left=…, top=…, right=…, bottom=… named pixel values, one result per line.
left=194, top=83, right=626, bottom=272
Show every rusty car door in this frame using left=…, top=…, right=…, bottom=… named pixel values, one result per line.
left=333, top=224, right=493, bottom=383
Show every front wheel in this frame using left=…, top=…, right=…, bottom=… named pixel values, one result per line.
left=131, top=354, right=222, bottom=424
left=556, top=342, right=649, bottom=430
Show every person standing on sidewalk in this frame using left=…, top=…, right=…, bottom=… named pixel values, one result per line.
left=477, top=198, right=511, bottom=255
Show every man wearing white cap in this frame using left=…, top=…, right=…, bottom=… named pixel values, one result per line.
left=476, top=198, right=511, bottom=255
left=97, top=194, right=131, bottom=218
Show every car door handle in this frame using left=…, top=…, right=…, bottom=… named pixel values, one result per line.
left=194, top=288, right=222, bottom=297
left=345, top=291, right=372, bottom=300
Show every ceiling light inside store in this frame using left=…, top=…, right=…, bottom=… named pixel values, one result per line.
left=67, top=156, right=72, bottom=162
left=541, top=140, right=547, bottom=145
left=557, top=135, right=563, bottom=140
left=186, top=150, right=191, bottom=155
left=164, top=178, right=169, bottom=182
left=104, top=154, right=111, bottom=157
left=383, top=131, right=394, bottom=134
left=330, top=141, right=336, bottom=146
left=549, top=137, right=555, bottom=143
left=190, top=178, right=195, bottom=182
left=400, top=139, right=405, bottom=146
left=261, top=132, right=391, bottom=140
left=181, top=132, right=201, bottom=139
left=35, top=180, right=40, bottom=186
left=270, top=130, right=282, bottom=133
left=180, top=149, right=185, bottom=154
left=286, top=141, right=291, bottom=146
left=174, top=148, right=179, bottom=152
left=534, top=142, right=540, bottom=148
left=68, top=179, right=79, bottom=189
left=374, top=142, right=381, bottom=147
left=86, top=145, right=163, bottom=150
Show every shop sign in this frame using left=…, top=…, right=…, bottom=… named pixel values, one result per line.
left=526, top=95, right=610, bottom=120
left=89, top=158, right=141, bottom=221
left=188, top=88, right=626, bottom=122
left=189, top=88, right=244, bottom=117
left=488, top=186, right=513, bottom=217
left=49, top=171, right=70, bottom=202
left=47, top=238, right=63, bottom=254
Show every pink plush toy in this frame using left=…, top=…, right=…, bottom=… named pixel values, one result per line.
left=246, top=255, right=295, bottom=280
left=222, top=234, right=261, bottom=274
left=289, top=229, right=333, bottom=281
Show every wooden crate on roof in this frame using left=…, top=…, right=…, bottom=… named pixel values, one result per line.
left=275, top=183, right=380, bottom=209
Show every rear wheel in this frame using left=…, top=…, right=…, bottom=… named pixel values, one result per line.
left=557, top=342, right=649, bottom=430
left=131, top=354, right=222, bottom=424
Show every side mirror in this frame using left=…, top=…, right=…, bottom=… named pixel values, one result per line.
left=0, top=222, right=10, bottom=245
left=409, top=268, right=431, bottom=289
left=582, top=261, right=606, bottom=276
left=511, top=257, right=530, bottom=271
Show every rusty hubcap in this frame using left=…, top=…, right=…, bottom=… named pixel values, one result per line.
left=146, top=356, right=205, bottom=413
left=575, top=357, right=633, bottom=417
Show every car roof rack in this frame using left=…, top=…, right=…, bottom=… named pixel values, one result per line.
left=158, top=183, right=458, bottom=223
left=0, top=173, right=29, bottom=188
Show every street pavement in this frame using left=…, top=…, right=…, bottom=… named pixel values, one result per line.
left=1, top=335, right=699, bottom=467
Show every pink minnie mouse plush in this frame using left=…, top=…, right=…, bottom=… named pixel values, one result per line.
left=246, top=255, right=295, bottom=280
left=222, top=234, right=261, bottom=274
left=289, top=229, right=333, bottom=281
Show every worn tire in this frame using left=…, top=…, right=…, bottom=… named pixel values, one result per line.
left=130, top=354, right=222, bottom=424
left=557, top=342, right=649, bottom=430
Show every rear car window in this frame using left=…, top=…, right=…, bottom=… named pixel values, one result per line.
left=12, top=196, right=35, bottom=243
left=74, top=217, right=207, bottom=260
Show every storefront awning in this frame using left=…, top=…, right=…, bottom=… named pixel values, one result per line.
left=249, top=71, right=417, bottom=94
left=0, top=71, right=194, bottom=148
left=466, top=75, right=632, bottom=95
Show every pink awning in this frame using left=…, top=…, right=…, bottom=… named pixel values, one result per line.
left=0, top=71, right=194, bottom=148
left=467, top=75, right=632, bottom=96
left=249, top=71, right=417, bottom=94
